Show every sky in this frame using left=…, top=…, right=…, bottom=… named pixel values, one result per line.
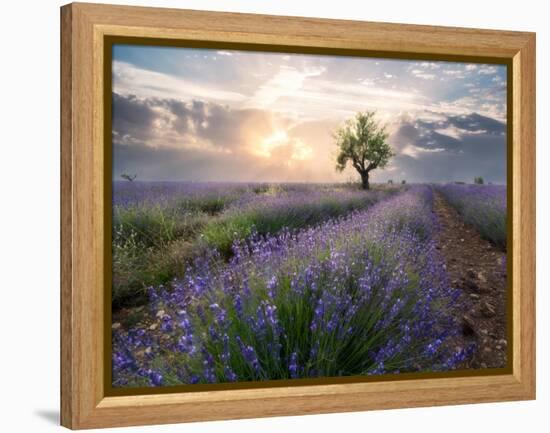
left=111, top=44, right=507, bottom=184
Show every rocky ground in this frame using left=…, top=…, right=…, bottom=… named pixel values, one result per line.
left=433, top=192, right=508, bottom=369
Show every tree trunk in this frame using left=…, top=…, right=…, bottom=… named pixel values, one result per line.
left=360, top=171, right=370, bottom=190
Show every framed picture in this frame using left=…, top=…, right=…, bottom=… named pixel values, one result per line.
left=60, top=2, right=535, bottom=429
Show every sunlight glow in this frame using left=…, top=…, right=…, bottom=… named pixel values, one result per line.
left=255, top=130, right=288, bottom=158
left=253, top=130, right=313, bottom=162
left=290, top=139, right=313, bottom=161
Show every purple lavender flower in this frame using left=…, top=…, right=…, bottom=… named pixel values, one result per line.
left=147, top=369, right=163, bottom=386
left=289, top=352, right=299, bottom=378
left=236, top=336, right=261, bottom=375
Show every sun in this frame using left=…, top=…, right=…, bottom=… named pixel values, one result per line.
left=252, top=130, right=313, bottom=163
left=254, top=130, right=290, bottom=158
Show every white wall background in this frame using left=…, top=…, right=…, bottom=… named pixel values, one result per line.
left=0, top=0, right=546, bottom=431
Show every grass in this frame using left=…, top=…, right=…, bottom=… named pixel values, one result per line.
left=201, top=192, right=386, bottom=256
left=112, top=205, right=210, bottom=307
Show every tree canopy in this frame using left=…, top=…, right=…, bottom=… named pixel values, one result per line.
left=334, top=111, right=393, bottom=189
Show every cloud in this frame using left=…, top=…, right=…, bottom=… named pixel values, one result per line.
left=416, top=112, right=505, bottom=137
left=113, top=60, right=247, bottom=104
left=433, top=94, right=506, bottom=122
left=478, top=65, right=498, bottom=75
left=265, top=76, right=427, bottom=121
left=400, top=145, right=445, bottom=159
left=376, top=112, right=506, bottom=183
left=112, top=93, right=337, bottom=182
left=419, top=62, right=441, bottom=69
left=112, top=93, right=158, bottom=142
left=411, top=69, right=436, bottom=80
left=113, top=92, right=277, bottom=151
left=443, top=69, right=465, bottom=78
left=245, top=65, right=326, bottom=110
left=113, top=130, right=336, bottom=184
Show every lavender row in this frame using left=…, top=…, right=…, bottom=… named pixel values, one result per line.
left=112, top=183, right=392, bottom=306
left=113, top=181, right=383, bottom=210
left=437, top=184, right=507, bottom=249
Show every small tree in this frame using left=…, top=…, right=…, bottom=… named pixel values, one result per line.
left=334, top=111, right=394, bottom=190
left=474, top=176, right=484, bottom=185
left=121, top=173, right=137, bottom=182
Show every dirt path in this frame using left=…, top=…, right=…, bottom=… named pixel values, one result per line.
left=433, top=191, right=508, bottom=369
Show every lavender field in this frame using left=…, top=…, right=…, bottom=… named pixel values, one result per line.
left=436, top=184, right=507, bottom=249
left=111, top=182, right=507, bottom=387
left=112, top=181, right=395, bottom=306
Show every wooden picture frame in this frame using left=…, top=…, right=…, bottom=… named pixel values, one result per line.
left=60, top=2, right=536, bottom=429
